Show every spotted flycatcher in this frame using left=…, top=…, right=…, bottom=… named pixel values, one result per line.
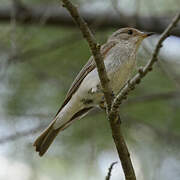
left=34, top=27, right=154, bottom=156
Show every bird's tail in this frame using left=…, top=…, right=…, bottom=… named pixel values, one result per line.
left=33, top=107, right=93, bottom=156
left=33, top=120, right=60, bottom=156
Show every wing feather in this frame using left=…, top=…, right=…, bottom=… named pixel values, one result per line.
left=55, top=41, right=117, bottom=116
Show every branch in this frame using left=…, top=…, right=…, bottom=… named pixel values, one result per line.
left=0, top=4, right=180, bottom=36
left=110, top=13, right=180, bottom=118
left=61, top=0, right=113, bottom=108
left=108, top=116, right=136, bottom=180
left=60, top=1, right=136, bottom=180
left=107, top=15, right=180, bottom=178
left=105, top=161, right=118, bottom=180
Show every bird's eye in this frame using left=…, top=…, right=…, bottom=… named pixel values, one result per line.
left=127, top=30, right=133, bottom=35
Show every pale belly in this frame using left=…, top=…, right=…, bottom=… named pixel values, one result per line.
left=54, top=44, right=137, bottom=129
left=108, top=60, right=135, bottom=94
left=75, top=57, right=136, bottom=107
left=54, top=54, right=136, bottom=129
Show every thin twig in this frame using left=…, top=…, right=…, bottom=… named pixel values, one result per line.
left=110, top=13, right=180, bottom=118
left=105, top=161, right=118, bottom=180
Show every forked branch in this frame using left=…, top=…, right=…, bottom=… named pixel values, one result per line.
left=59, top=1, right=180, bottom=179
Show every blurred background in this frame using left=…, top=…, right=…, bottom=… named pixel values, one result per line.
left=0, top=0, right=180, bottom=179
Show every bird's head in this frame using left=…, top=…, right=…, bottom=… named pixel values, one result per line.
left=108, top=27, right=154, bottom=50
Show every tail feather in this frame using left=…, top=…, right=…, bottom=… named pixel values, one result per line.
left=33, top=122, right=60, bottom=156
left=33, top=107, right=93, bottom=156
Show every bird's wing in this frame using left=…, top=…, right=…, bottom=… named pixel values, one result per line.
left=55, top=41, right=117, bottom=116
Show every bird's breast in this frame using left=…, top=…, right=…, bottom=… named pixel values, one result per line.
left=74, top=49, right=136, bottom=107
left=105, top=52, right=136, bottom=94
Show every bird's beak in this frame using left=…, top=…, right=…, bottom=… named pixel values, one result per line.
left=136, top=31, right=155, bottom=48
left=142, top=32, right=155, bottom=38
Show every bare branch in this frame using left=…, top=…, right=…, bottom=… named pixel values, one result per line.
left=110, top=13, right=180, bottom=118
left=60, top=0, right=136, bottom=179
left=105, top=161, right=118, bottom=180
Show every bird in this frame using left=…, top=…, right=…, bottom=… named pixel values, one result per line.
left=33, top=27, right=154, bottom=156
